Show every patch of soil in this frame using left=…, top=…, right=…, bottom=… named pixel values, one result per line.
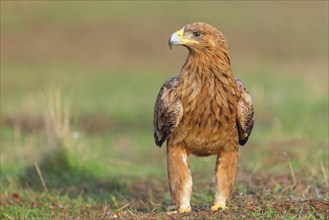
left=272, top=199, right=329, bottom=216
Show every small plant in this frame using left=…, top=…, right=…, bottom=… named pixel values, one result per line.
left=44, top=88, right=73, bottom=150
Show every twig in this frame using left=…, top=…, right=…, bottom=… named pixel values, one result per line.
left=126, top=209, right=138, bottom=218
left=102, top=203, right=108, bottom=216
left=116, top=201, right=132, bottom=213
left=3, top=213, right=15, bottom=220
left=34, top=161, right=49, bottom=193
left=288, top=162, right=297, bottom=188
left=320, top=161, right=328, bottom=186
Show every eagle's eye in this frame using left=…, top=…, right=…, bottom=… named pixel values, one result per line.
left=192, top=31, right=202, bottom=37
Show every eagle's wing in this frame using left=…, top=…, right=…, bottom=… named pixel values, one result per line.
left=235, top=77, right=254, bottom=146
left=153, top=76, right=183, bottom=147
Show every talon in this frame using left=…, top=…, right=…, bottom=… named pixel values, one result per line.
left=211, top=204, right=228, bottom=212
left=166, top=207, right=191, bottom=215
left=178, top=207, right=192, bottom=213
left=166, top=210, right=178, bottom=215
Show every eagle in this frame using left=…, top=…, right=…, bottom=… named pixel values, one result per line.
left=153, top=22, right=254, bottom=213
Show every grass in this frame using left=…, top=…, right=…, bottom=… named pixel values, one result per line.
left=1, top=70, right=328, bottom=219
left=1, top=1, right=329, bottom=219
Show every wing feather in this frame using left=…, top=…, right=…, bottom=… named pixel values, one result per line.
left=235, top=77, right=254, bottom=146
left=153, top=76, right=183, bottom=147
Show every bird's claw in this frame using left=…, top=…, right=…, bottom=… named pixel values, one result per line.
left=179, top=207, right=192, bottom=213
left=210, top=204, right=228, bottom=212
left=166, top=207, right=192, bottom=215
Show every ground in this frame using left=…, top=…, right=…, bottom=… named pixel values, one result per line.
left=1, top=2, right=328, bottom=219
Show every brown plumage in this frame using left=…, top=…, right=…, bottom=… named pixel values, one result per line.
left=153, top=22, right=254, bottom=213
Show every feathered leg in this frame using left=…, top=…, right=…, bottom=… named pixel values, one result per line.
left=167, top=141, right=192, bottom=213
left=211, top=150, right=238, bottom=211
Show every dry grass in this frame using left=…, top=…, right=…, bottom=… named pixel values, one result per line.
left=44, top=89, right=72, bottom=148
left=1, top=1, right=328, bottom=219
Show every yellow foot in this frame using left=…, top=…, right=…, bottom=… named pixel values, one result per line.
left=210, top=204, right=228, bottom=212
left=179, top=207, right=192, bottom=213
left=166, top=207, right=192, bottom=215
left=166, top=210, right=178, bottom=215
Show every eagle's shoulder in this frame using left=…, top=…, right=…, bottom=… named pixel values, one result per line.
left=235, top=77, right=254, bottom=146
left=153, top=76, right=183, bottom=147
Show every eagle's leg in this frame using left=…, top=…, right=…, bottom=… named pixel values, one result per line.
left=211, top=150, right=238, bottom=211
left=167, top=142, right=192, bottom=213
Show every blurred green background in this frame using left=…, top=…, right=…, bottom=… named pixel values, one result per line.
left=1, top=1, right=328, bottom=218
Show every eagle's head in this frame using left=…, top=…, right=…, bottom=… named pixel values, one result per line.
left=168, top=22, right=229, bottom=52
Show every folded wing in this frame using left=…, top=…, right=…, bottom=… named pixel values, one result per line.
left=153, top=76, right=183, bottom=147
left=235, top=78, right=254, bottom=146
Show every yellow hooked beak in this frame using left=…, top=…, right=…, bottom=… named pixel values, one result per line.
left=168, top=28, right=198, bottom=49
